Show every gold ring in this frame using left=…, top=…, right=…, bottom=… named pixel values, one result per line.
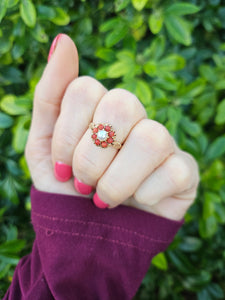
left=89, top=122, right=122, bottom=149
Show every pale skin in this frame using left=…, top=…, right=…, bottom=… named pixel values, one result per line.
left=25, top=34, right=199, bottom=221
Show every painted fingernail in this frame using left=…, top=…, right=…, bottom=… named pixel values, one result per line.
left=48, top=34, right=63, bottom=62
left=54, top=162, right=72, bottom=182
left=93, top=193, right=109, bottom=209
left=74, top=178, right=93, bottom=195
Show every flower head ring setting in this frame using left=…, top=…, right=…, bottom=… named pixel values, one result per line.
left=89, top=122, right=122, bottom=149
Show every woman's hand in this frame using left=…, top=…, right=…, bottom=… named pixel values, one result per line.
left=25, top=34, right=199, bottom=221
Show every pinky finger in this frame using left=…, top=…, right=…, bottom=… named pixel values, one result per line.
left=133, top=152, right=199, bottom=220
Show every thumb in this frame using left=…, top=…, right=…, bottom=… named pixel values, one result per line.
left=26, top=34, right=79, bottom=173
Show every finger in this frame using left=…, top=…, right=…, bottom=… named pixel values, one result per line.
left=94, top=119, right=174, bottom=208
left=26, top=34, right=79, bottom=173
left=51, top=76, right=107, bottom=182
left=134, top=151, right=199, bottom=207
left=73, top=88, right=147, bottom=191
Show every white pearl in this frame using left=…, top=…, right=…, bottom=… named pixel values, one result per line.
left=97, top=130, right=107, bottom=141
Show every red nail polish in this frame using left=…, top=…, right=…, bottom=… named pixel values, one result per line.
left=54, top=162, right=72, bottom=182
left=93, top=193, right=109, bottom=209
left=48, top=34, right=63, bottom=62
left=74, top=178, right=93, bottom=195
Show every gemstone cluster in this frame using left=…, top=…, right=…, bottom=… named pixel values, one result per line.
left=89, top=123, right=116, bottom=148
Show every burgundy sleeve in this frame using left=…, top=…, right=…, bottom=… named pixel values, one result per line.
left=4, top=186, right=183, bottom=300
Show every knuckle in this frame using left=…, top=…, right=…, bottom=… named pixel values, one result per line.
left=132, top=119, right=173, bottom=154
left=74, top=151, right=99, bottom=182
left=183, top=152, right=200, bottom=187
left=167, top=154, right=193, bottom=190
left=68, top=76, right=97, bottom=94
left=134, top=190, right=146, bottom=205
left=104, top=88, right=147, bottom=119
left=53, top=132, right=75, bottom=157
left=98, top=179, right=121, bottom=205
left=64, top=76, right=106, bottom=108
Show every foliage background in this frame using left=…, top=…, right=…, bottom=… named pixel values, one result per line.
left=0, top=0, right=225, bottom=299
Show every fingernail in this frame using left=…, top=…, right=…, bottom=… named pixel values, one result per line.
left=93, top=193, right=109, bottom=209
left=54, top=162, right=72, bottom=182
left=48, top=34, right=63, bottom=62
left=74, top=178, right=93, bottom=195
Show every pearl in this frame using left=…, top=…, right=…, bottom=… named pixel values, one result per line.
left=97, top=130, right=107, bottom=141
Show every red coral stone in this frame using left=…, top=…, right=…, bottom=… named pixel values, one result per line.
left=95, top=139, right=100, bottom=146
left=101, top=141, right=108, bottom=148
left=92, top=134, right=97, bottom=140
left=108, top=131, right=115, bottom=137
left=98, top=124, right=104, bottom=130
left=105, top=125, right=111, bottom=132
left=93, top=128, right=98, bottom=133
left=107, top=137, right=113, bottom=144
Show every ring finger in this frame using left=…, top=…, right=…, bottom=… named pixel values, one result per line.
left=73, top=88, right=147, bottom=190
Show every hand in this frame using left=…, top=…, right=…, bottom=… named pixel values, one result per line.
left=25, top=34, right=199, bottom=221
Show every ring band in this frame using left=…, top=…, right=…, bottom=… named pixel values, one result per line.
left=89, top=122, right=122, bottom=149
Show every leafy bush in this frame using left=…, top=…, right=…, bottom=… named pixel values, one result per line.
left=0, top=0, right=225, bottom=299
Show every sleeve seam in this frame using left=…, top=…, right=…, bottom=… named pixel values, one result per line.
left=32, top=211, right=172, bottom=244
left=35, top=224, right=155, bottom=254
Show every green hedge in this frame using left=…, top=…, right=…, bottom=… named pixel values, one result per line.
left=0, top=0, right=225, bottom=299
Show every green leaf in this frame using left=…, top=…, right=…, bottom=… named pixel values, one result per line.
left=50, top=7, right=70, bottom=26
left=199, top=65, right=217, bottom=83
left=206, top=136, right=225, bottom=161
left=37, top=5, right=56, bottom=20
left=0, top=112, right=13, bottom=129
left=144, top=35, right=165, bottom=60
left=107, top=61, right=128, bottom=78
left=0, top=95, right=30, bottom=115
left=203, top=192, right=216, bottom=220
left=12, top=41, right=25, bottom=60
left=199, top=216, right=218, bottom=238
left=12, top=115, right=30, bottom=153
left=180, top=117, right=201, bottom=137
left=165, top=15, right=192, bottom=46
left=0, top=67, right=24, bottom=84
left=179, top=237, right=202, bottom=252
left=183, top=271, right=211, bottom=291
left=0, top=254, right=19, bottom=265
left=7, top=0, right=19, bottom=8
left=214, top=203, right=225, bottom=224
left=115, top=0, right=130, bottom=12
left=100, top=18, right=119, bottom=32
left=95, top=48, right=115, bottom=62
left=207, top=283, right=224, bottom=299
left=154, top=75, right=179, bottom=91
left=215, top=98, right=225, bottom=125
left=164, top=2, right=200, bottom=16
left=158, top=54, right=186, bottom=72
left=0, top=240, right=25, bottom=254
left=148, top=10, right=164, bottom=34
left=30, top=23, right=48, bottom=43
left=151, top=252, right=168, bottom=270
left=0, top=263, right=11, bottom=280
left=143, top=61, right=158, bottom=77
left=168, top=250, right=196, bottom=274
left=180, top=78, right=206, bottom=98
left=105, top=23, right=128, bottom=47
left=0, top=0, right=8, bottom=23
left=0, top=37, right=12, bottom=55
left=1, top=176, right=19, bottom=204
left=20, top=0, right=36, bottom=28
left=136, top=80, right=152, bottom=106
left=132, top=0, right=148, bottom=11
